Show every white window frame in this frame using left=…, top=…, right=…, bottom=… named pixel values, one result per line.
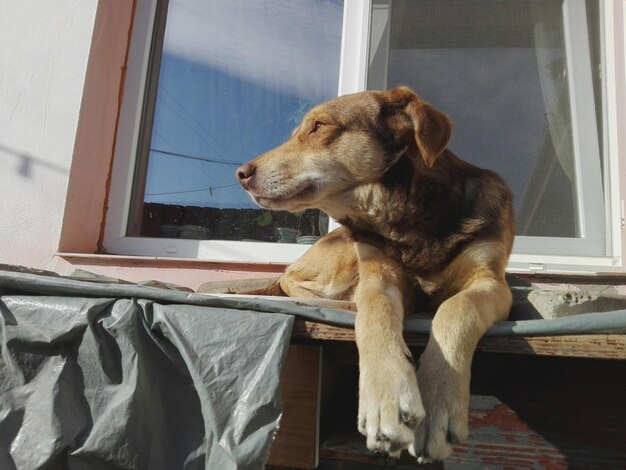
left=105, top=0, right=626, bottom=273
left=104, top=0, right=341, bottom=264
left=513, top=0, right=606, bottom=258
left=341, top=0, right=626, bottom=274
left=507, top=0, right=626, bottom=274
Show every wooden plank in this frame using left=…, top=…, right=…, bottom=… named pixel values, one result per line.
left=319, top=432, right=395, bottom=467
left=268, top=344, right=322, bottom=469
left=292, top=320, right=626, bottom=359
left=196, top=277, right=280, bottom=294
left=319, top=353, right=626, bottom=468
left=471, top=334, right=626, bottom=359
left=199, top=291, right=626, bottom=359
left=202, top=292, right=357, bottom=312
left=199, top=292, right=626, bottom=359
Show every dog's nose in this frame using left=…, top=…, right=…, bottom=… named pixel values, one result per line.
left=236, top=163, right=256, bottom=187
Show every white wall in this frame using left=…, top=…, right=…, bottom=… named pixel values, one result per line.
left=0, top=1, right=98, bottom=269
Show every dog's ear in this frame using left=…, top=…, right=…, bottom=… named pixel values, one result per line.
left=387, top=87, right=452, bottom=168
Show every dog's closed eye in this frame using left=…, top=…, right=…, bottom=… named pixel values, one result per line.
left=308, top=121, right=323, bottom=136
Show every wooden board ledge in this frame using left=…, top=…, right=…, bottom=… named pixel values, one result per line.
left=293, top=320, right=626, bottom=360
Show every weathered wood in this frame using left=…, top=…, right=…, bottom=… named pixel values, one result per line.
left=196, top=277, right=280, bottom=294
left=199, top=290, right=626, bottom=359
left=318, top=353, right=626, bottom=469
left=200, top=290, right=626, bottom=359
left=205, top=292, right=357, bottom=312
left=268, top=344, right=321, bottom=469
left=292, top=320, right=626, bottom=359
left=472, top=334, right=626, bottom=359
left=318, top=433, right=394, bottom=467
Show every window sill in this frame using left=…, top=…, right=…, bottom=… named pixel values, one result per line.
left=56, top=252, right=288, bottom=272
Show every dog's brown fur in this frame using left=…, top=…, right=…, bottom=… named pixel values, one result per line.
left=237, top=87, right=514, bottom=461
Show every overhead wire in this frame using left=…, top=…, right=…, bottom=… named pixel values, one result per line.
left=153, top=131, right=215, bottom=184
left=145, top=84, right=246, bottom=199
left=156, top=93, right=234, bottom=164
left=145, top=183, right=240, bottom=197
left=150, top=147, right=243, bottom=166
left=157, top=83, right=241, bottom=163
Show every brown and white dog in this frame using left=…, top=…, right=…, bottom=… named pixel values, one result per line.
left=236, top=87, right=514, bottom=462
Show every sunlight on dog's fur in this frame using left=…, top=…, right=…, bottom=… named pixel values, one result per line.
left=237, top=87, right=514, bottom=462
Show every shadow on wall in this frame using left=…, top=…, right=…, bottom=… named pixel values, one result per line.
left=0, top=143, right=68, bottom=178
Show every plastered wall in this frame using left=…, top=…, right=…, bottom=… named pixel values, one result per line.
left=0, top=0, right=99, bottom=268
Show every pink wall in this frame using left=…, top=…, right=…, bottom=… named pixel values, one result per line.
left=0, top=1, right=98, bottom=270
left=0, top=1, right=284, bottom=290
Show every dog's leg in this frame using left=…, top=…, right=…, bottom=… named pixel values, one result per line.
left=354, top=242, right=425, bottom=457
left=279, top=227, right=359, bottom=300
left=239, top=227, right=359, bottom=299
left=409, top=276, right=512, bottom=462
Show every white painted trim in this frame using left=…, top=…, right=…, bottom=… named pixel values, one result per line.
left=329, top=0, right=373, bottom=233
left=338, top=0, right=371, bottom=95
left=603, top=0, right=620, bottom=261
left=605, top=0, right=626, bottom=269
left=104, top=0, right=157, bottom=247
left=108, top=237, right=311, bottom=264
left=562, top=0, right=605, bottom=250
left=508, top=252, right=623, bottom=275
left=511, top=0, right=626, bottom=273
left=367, top=0, right=391, bottom=90
left=510, top=1, right=624, bottom=272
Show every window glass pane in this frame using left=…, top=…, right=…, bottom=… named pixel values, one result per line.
left=129, top=0, right=344, bottom=243
left=368, top=0, right=604, bottom=239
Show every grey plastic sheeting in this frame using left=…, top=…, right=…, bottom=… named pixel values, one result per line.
left=2, top=270, right=626, bottom=336
left=0, top=293, right=293, bottom=470
left=2, top=270, right=626, bottom=470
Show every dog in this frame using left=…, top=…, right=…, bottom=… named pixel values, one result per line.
left=236, top=87, right=514, bottom=462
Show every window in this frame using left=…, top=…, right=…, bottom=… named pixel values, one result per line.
left=357, top=0, right=621, bottom=273
left=106, top=0, right=625, bottom=272
left=104, top=0, right=344, bottom=263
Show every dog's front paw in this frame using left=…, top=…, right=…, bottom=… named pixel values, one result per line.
left=409, top=348, right=469, bottom=462
left=358, top=352, right=425, bottom=457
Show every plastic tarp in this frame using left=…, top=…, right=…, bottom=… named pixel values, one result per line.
left=0, top=272, right=294, bottom=470
left=2, top=269, right=626, bottom=470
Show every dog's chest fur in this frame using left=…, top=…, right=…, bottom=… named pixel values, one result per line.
left=339, top=154, right=512, bottom=294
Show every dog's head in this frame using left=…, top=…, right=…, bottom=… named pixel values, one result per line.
left=236, top=87, right=451, bottom=213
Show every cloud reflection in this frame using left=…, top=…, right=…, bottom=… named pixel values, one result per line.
left=164, top=0, right=344, bottom=101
